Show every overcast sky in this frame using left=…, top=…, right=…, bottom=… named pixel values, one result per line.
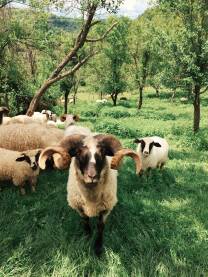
left=118, top=0, right=150, bottom=18
left=11, top=0, right=151, bottom=18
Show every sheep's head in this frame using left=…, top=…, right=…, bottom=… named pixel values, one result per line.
left=16, top=149, right=42, bottom=171
left=39, top=134, right=141, bottom=187
left=60, top=114, right=80, bottom=126
left=134, top=138, right=161, bottom=157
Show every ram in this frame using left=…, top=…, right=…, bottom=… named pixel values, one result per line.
left=39, top=133, right=141, bottom=256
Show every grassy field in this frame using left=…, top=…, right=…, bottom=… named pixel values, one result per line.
left=1, top=90, right=208, bottom=276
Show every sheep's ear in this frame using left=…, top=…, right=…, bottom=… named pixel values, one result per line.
left=16, top=154, right=31, bottom=165
left=154, top=142, right=161, bottom=147
left=60, top=114, right=67, bottom=122
left=73, top=115, right=80, bottom=121
left=39, top=146, right=71, bottom=170
left=60, top=135, right=86, bottom=157
left=134, top=138, right=143, bottom=144
left=94, top=134, right=122, bottom=156
left=111, top=149, right=142, bottom=174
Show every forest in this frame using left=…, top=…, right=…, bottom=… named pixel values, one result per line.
left=0, top=0, right=208, bottom=276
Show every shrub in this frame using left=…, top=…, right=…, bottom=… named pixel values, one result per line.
left=95, top=120, right=138, bottom=138
left=101, top=107, right=131, bottom=119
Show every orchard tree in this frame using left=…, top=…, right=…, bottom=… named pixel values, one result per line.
left=26, top=0, right=123, bottom=115
left=158, top=0, right=208, bottom=132
left=96, top=17, right=130, bottom=106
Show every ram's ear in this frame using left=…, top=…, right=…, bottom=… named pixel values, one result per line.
left=94, top=134, right=122, bottom=156
left=154, top=142, right=161, bottom=147
left=39, top=146, right=71, bottom=170
left=60, top=134, right=86, bottom=157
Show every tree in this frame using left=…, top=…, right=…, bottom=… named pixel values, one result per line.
left=92, top=17, right=130, bottom=106
left=26, top=0, right=122, bottom=115
left=158, top=0, right=208, bottom=132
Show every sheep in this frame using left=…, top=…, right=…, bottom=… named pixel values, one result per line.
left=0, top=148, right=41, bottom=195
left=96, top=99, right=108, bottom=104
left=39, top=133, right=141, bottom=256
left=3, top=115, right=36, bottom=125
left=0, top=123, right=64, bottom=151
left=41, top=110, right=57, bottom=122
left=134, top=136, right=169, bottom=172
left=31, top=112, right=49, bottom=124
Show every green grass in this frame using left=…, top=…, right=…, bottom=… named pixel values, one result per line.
left=1, top=90, right=208, bottom=276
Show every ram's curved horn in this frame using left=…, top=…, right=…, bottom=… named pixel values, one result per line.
left=111, top=149, right=142, bottom=174
left=39, top=146, right=71, bottom=170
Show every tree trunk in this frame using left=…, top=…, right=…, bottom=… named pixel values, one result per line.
left=64, top=91, right=69, bottom=114
left=193, top=84, right=201, bottom=133
left=137, top=86, right=143, bottom=109
left=111, top=93, right=118, bottom=106
left=100, top=91, right=103, bottom=100
left=156, top=88, right=160, bottom=97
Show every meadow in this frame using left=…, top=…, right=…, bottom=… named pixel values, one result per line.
left=1, top=90, right=208, bottom=277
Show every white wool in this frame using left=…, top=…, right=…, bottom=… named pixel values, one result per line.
left=0, top=123, right=64, bottom=151
left=64, top=125, right=92, bottom=137
left=67, top=157, right=117, bottom=219
left=0, top=148, right=40, bottom=190
left=136, top=136, right=169, bottom=170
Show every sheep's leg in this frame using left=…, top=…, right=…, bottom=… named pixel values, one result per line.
left=94, top=211, right=107, bottom=257
left=160, top=163, right=165, bottom=170
left=77, top=207, right=91, bottom=236
left=83, top=216, right=91, bottom=236
left=30, top=177, right=37, bottom=193
left=19, top=186, right=26, bottom=195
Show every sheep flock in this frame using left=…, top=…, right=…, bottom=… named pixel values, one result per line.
left=0, top=106, right=169, bottom=256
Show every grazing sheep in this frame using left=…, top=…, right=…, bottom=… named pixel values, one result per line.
left=0, top=148, right=41, bottom=195
left=39, top=134, right=141, bottom=255
left=134, top=136, right=169, bottom=171
left=0, top=123, right=64, bottom=151
left=96, top=99, right=108, bottom=104
left=62, top=114, right=91, bottom=137
left=4, top=115, right=36, bottom=125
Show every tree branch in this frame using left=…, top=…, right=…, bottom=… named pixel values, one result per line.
left=48, top=51, right=98, bottom=85
left=200, top=86, right=208, bottom=94
left=0, top=0, right=12, bottom=9
left=86, top=22, right=118, bottom=42
left=90, top=20, right=102, bottom=27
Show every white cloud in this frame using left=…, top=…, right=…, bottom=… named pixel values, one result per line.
left=118, top=0, right=150, bottom=18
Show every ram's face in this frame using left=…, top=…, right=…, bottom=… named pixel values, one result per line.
left=75, top=138, right=107, bottom=186
left=134, top=138, right=161, bottom=158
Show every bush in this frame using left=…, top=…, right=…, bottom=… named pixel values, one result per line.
left=95, top=120, right=138, bottom=138
left=101, top=107, right=131, bottom=119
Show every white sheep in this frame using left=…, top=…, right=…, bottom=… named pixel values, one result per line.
left=0, top=148, right=41, bottom=195
left=96, top=99, right=108, bottom=104
left=62, top=114, right=92, bottom=137
left=0, top=123, right=64, bottom=151
left=39, top=133, right=141, bottom=256
left=134, top=136, right=169, bottom=171
left=31, top=112, right=48, bottom=124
